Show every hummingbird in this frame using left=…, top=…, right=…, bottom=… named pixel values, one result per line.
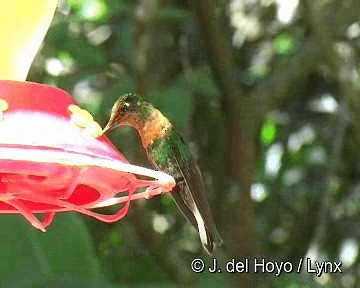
left=103, top=93, right=223, bottom=254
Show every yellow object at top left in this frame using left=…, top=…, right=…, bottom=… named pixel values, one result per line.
left=0, top=0, right=58, bottom=80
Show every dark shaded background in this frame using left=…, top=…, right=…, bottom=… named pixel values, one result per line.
left=2, top=0, right=359, bottom=287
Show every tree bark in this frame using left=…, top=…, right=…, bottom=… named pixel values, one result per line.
left=194, top=1, right=256, bottom=286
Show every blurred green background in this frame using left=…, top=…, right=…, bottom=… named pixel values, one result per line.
left=2, top=0, right=360, bottom=287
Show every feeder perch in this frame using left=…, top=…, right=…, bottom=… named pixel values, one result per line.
left=0, top=80, right=175, bottom=231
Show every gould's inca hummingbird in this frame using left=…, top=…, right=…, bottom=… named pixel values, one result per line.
left=103, top=93, right=223, bottom=254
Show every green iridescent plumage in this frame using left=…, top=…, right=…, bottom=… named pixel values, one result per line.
left=103, top=93, right=223, bottom=254
left=148, top=131, right=189, bottom=171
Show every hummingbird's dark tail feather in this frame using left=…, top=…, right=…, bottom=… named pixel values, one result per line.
left=170, top=184, right=223, bottom=255
left=205, top=223, right=224, bottom=254
left=193, top=207, right=218, bottom=255
left=204, top=229, right=222, bottom=255
left=169, top=152, right=223, bottom=254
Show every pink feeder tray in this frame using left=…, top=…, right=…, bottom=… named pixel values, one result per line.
left=0, top=80, right=175, bottom=231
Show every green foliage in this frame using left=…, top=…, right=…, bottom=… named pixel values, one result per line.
left=157, top=7, right=190, bottom=24
left=0, top=214, right=107, bottom=286
left=150, top=82, right=193, bottom=131
left=114, top=21, right=134, bottom=62
left=273, top=33, right=296, bottom=56
left=65, top=38, right=108, bottom=67
left=261, top=117, right=277, bottom=145
left=148, top=69, right=220, bottom=132
left=186, top=69, right=221, bottom=99
left=67, top=0, right=109, bottom=21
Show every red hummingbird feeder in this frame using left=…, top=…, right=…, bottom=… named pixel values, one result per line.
left=0, top=80, right=175, bottom=231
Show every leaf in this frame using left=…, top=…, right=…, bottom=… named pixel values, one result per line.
left=63, top=38, right=108, bottom=67
left=0, top=213, right=103, bottom=282
left=114, top=21, right=134, bottom=63
left=261, top=117, right=277, bottom=145
left=149, top=83, right=193, bottom=132
left=273, top=32, right=298, bottom=56
left=157, top=7, right=190, bottom=24
left=185, top=69, right=220, bottom=100
left=0, top=275, right=117, bottom=288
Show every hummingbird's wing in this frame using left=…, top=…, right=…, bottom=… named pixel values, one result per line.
left=170, top=182, right=198, bottom=229
left=168, top=134, right=223, bottom=250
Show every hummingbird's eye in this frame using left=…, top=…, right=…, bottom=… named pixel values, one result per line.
left=120, top=102, right=130, bottom=113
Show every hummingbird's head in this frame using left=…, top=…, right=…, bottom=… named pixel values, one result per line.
left=102, top=93, right=147, bottom=133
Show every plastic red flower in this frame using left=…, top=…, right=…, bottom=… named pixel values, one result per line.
left=0, top=80, right=175, bottom=231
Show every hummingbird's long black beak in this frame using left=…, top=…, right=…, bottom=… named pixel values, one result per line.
left=102, top=113, right=123, bottom=135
